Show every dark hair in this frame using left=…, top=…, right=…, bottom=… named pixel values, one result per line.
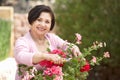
left=28, top=5, right=55, bottom=30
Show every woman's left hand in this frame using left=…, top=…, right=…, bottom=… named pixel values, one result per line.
left=72, top=45, right=82, bottom=57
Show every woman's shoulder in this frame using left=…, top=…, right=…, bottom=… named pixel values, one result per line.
left=46, top=32, right=60, bottom=39
left=15, top=37, right=28, bottom=47
left=46, top=32, right=65, bottom=43
left=15, top=32, right=31, bottom=45
left=47, top=32, right=57, bottom=36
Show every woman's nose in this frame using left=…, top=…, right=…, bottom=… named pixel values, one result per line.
left=40, top=21, right=45, bottom=26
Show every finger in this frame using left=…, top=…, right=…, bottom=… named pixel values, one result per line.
left=72, top=48, right=77, bottom=57
left=58, top=58, right=64, bottom=64
left=74, top=53, right=77, bottom=57
left=77, top=51, right=82, bottom=56
left=62, top=58, right=72, bottom=62
left=54, top=59, right=62, bottom=64
left=62, top=58, right=66, bottom=62
left=53, top=55, right=62, bottom=64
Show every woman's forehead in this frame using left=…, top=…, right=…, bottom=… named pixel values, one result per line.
left=38, top=12, right=52, bottom=19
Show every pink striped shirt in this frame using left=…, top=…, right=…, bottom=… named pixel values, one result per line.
left=14, top=31, right=66, bottom=80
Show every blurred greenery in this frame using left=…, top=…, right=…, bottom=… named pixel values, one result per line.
left=0, top=19, right=11, bottom=61
left=54, top=0, right=120, bottom=67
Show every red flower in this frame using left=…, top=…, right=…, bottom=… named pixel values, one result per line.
left=51, top=49, right=66, bottom=58
left=39, top=60, right=63, bottom=68
left=80, top=61, right=90, bottom=72
left=39, top=49, right=65, bottom=68
left=39, top=60, right=53, bottom=68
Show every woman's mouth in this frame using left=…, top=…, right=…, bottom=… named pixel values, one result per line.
left=37, top=27, right=46, bottom=31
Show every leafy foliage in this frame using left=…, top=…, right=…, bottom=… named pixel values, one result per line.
left=0, top=19, right=11, bottom=61
left=18, top=40, right=109, bottom=80
left=54, top=0, right=120, bottom=67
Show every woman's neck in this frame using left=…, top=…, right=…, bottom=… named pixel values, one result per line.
left=30, top=30, right=46, bottom=45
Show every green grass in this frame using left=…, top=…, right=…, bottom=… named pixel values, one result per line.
left=0, top=19, right=11, bottom=61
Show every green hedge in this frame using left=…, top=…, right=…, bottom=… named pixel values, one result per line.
left=0, top=19, right=11, bottom=61
left=54, top=0, right=120, bottom=67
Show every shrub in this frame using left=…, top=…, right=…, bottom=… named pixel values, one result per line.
left=54, top=0, right=120, bottom=67
left=0, top=19, right=11, bottom=60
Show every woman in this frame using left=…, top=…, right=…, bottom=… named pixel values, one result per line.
left=14, top=5, right=81, bottom=80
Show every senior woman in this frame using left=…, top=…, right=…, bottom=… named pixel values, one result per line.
left=14, top=5, right=81, bottom=80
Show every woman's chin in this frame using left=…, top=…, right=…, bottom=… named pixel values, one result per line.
left=37, top=32, right=47, bottom=35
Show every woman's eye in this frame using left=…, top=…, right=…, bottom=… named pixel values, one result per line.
left=46, top=20, right=50, bottom=24
left=37, top=19, right=42, bottom=22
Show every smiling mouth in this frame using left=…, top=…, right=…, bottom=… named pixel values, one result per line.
left=37, top=27, right=46, bottom=31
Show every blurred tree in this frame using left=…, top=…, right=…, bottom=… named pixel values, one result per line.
left=54, top=0, right=120, bottom=67
left=0, top=19, right=11, bottom=61
left=54, top=0, right=120, bottom=79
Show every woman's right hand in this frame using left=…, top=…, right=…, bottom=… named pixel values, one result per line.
left=32, top=53, right=65, bottom=64
left=46, top=54, right=64, bottom=64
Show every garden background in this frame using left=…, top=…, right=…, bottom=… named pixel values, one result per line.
left=0, top=0, right=120, bottom=80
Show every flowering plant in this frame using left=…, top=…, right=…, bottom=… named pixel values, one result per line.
left=18, top=33, right=110, bottom=80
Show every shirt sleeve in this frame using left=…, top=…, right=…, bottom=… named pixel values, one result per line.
left=48, top=33, right=68, bottom=50
left=14, top=37, right=34, bottom=66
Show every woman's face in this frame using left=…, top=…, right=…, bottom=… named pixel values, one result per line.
left=31, top=12, right=52, bottom=36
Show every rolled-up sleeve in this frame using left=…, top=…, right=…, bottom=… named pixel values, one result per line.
left=48, top=33, right=68, bottom=50
left=14, top=37, right=34, bottom=66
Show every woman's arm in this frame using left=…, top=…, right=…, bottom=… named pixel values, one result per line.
left=14, top=37, right=64, bottom=65
left=14, top=37, right=35, bottom=66
left=49, top=33, right=82, bottom=57
left=32, top=53, right=64, bottom=64
left=71, top=45, right=82, bottom=57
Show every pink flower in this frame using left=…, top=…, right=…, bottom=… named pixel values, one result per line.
left=54, top=75, right=63, bottom=80
left=91, top=56, right=97, bottom=63
left=22, top=71, right=34, bottom=80
left=51, top=66, right=63, bottom=76
left=43, top=66, right=63, bottom=76
left=75, top=33, right=82, bottom=44
left=43, top=67, right=53, bottom=76
left=103, top=52, right=110, bottom=58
